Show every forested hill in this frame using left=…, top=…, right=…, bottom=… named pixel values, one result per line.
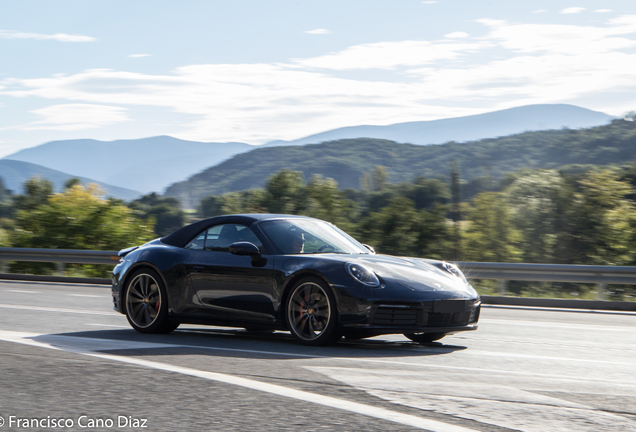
left=165, top=119, right=636, bottom=208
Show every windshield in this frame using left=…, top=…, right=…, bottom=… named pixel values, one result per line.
left=259, top=219, right=370, bottom=255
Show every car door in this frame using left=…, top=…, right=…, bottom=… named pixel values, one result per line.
left=188, top=223, right=278, bottom=324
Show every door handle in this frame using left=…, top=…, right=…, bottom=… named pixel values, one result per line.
left=192, top=265, right=205, bottom=272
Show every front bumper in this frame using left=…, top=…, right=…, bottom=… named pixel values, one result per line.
left=341, top=299, right=481, bottom=337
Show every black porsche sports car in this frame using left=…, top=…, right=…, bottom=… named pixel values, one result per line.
left=112, top=214, right=480, bottom=345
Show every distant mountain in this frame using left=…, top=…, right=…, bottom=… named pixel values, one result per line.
left=264, top=104, right=614, bottom=147
left=165, top=118, right=636, bottom=208
left=2, top=136, right=252, bottom=194
left=2, top=105, right=615, bottom=198
left=0, top=159, right=141, bottom=201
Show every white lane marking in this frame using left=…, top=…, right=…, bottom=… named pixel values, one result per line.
left=1, top=329, right=629, bottom=386
left=3, top=332, right=177, bottom=351
left=0, top=303, right=116, bottom=316
left=480, top=318, right=635, bottom=332
left=86, top=324, right=130, bottom=328
left=67, top=294, right=104, bottom=298
left=454, top=335, right=636, bottom=355
left=482, top=304, right=636, bottom=316
left=463, top=350, right=635, bottom=366
left=1, top=304, right=632, bottom=372
left=6, top=290, right=41, bottom=294
left=0, top=331, right=476, bottom=432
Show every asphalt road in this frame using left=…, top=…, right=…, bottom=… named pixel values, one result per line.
left=0, top=280, right=634, bottom=432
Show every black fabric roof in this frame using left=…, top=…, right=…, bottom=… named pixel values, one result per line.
left=160, top=214, right=312, bottom=248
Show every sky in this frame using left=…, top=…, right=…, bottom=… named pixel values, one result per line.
left=0, top=0, right=635, bottom=157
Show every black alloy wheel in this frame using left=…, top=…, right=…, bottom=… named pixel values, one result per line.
left=403, top=332, right=446, bottom=343
left=124, top=268, right=179, bottom=334
left=286, top=277, right=339, bottom=346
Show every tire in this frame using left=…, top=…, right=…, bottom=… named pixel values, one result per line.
left=404, top=332, right=446, bottom=343
left=124, top=268, right=178, bottom=334
left=286, top=277, right=339, bottom=346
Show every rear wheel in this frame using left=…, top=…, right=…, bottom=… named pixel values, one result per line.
left=404, top=332, right=446, bottom=343
left=124, top=269, right=178, bottom=334
left=286, top=277, right=339, bottom=346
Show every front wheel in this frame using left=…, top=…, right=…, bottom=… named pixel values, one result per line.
left=286, top=277, right=339, bottom=346
left=124, top=268, right=178, bottom=334
left=404, top=332, right=446, bottom=343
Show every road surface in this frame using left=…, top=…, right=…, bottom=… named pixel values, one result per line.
left=0, top=280, right=634, bottom=431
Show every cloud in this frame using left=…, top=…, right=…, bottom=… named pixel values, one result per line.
left=304, top=29, right=330, bottom=35
left=0, top=29, right=95, bottom=42
left=293, top=39, right=489, bottom=70
left=421, top=1, right=439, bottom=4
left=531, top=10, right=547, bottom=14
left=128, top=54, right=152, bottom=58
left=1, top=15, right=636, bottom=143
left=444, top=32, right=469, bottom=38
left=560, top=7, right=586, bottom=14
left=24, top=104, right=129, bottom=131
left=476, top=16, right=636, bottom=55
left=595, top=9, right=613, bottom=13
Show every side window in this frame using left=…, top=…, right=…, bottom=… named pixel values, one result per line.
left=203, top=224, right=262, bottom=252
left=184, top=230, right=206, bottom=250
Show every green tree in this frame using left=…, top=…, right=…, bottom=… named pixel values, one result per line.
left=359, top=197, right=419, bottom=256
left=359, top=172, right=371, bottom=193
left=568, top=170, right=636, bottom=265
left=505, top=170, right=573, bottom=263
left=11, top=184, right=155, bottom=276
left=64, top=177, right=82, bottom=190
left=304, top=175, right=342, bottom=222
left=303, top=175, right=357, bottom=230
left=372, top=165, right=389, bottom=191
left=200, top=195, right=222, bottom=218
left=416, top=205, right=453, bottom=260
left=128, top=192, right=185, bottom=236
left=399, top=176, right=450, bottom=209
left=219, top=189, right=268, bottom=215
left=0, top=229, right=8, bottom=247
left=358, top=197, right=452, bottom=259
left=13, top=177, right=53, bottom=212
left=265, top=169, right=306, bottom=214
left=13, top=184, right=154, bottom=249
left=0, top=177, right=13, bottom=219
left=463, top=192, right=520, bottom=262
left=450, top=161, right=462, bottom=259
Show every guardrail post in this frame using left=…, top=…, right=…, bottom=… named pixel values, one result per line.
left=0, top=260, right=7, bottom=274
left=597, top=283, right=607, bottom=301
left=499, top=280, right=508, bottom=296
left=56, top=262, right=66, bottom=276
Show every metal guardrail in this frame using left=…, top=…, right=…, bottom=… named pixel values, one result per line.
left=0, top=247, right=118, bottom=276
left=0, top=248, right=635, bottom=308
left=0, top=248, right=118, bottom=265
left=453, top=261, right=636, bottom=301
left=454, top=262, right=636, bottom=285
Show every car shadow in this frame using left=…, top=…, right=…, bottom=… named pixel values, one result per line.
left=30, top=327, right=467, bottom=361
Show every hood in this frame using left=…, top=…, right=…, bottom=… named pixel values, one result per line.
left=344, top=254, right=478, bottom=298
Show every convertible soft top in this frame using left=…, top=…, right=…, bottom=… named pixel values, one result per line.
left=160, top=214, right=311, bottom=248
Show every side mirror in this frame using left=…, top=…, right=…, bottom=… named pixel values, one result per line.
left=229, top=242, right=261, bottom=258
left=362, top=244, right=375, bottom=254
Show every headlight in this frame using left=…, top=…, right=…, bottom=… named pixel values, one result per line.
left=345, top=262, right=380, bottom=287
left=443, top=262, right=468, bottom=284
